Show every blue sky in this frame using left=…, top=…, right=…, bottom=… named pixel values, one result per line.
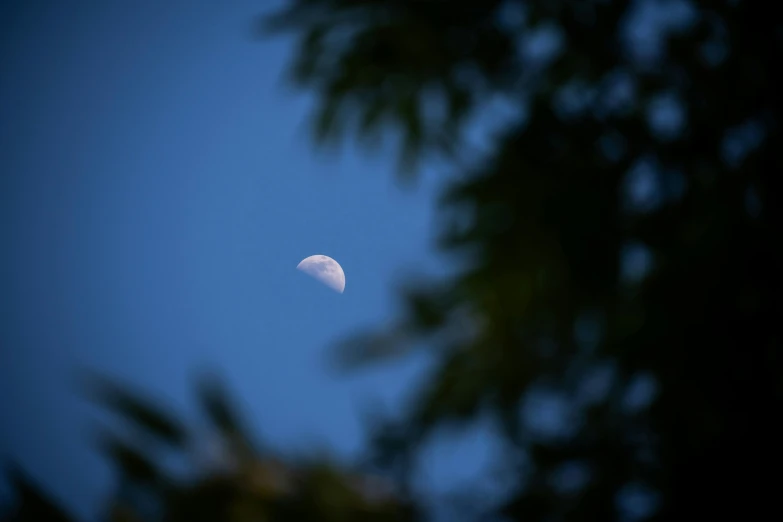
left=0, top=2, right=501, bottom=519
left=0, top=2, right=684, bottom=520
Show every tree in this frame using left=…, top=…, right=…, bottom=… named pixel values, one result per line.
left=263, top=0, right=782, bottom=520
left=2, top=373, right=413, bottom=522
left=4, top=2, right=780, bottom=520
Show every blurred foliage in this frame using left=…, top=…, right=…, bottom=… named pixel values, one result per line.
left=263, top=0, right=782, bottom=520
left=3, top=1, right=781, bottom=521
left=2, top=374, right=411, bottom=522
left=0, top=467, right=75, bottom=522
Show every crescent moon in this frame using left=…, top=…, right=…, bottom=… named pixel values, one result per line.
left=297, top=255, right=346, bottom=293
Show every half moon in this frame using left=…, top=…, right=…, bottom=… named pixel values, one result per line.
left=297, top=255, right=346, bottom=293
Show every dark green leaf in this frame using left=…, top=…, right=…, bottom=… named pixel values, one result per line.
left=80, top=373, right=185, bottom=448
left=94, top=431, right=160, bottom=485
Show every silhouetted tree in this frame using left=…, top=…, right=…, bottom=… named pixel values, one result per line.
left=263, top=0, right=782, bottom=520
left=0, top=467, right=75, bottom=522
left=4, top=2, right=781, bottom=521
left=2, top=373, right=413, bottom=522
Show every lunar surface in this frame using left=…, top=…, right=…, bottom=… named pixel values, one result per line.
left=297, top=255, right=345, bottom=293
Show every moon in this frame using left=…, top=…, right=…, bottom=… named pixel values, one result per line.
left=297, top=255, right=346, bottom=293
